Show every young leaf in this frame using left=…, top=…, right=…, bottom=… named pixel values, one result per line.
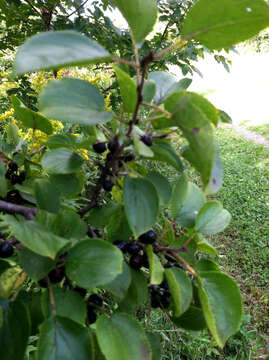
left=198, top=271, right=243, bottom=348
left=150, top=140, right=183, bottom=172
left=14, top=30, right=111, bottom=75
left=182, top=0, right=269, bottom=50
left=165, top=267, right=193, bottom=317
left=96, top=313, right=151, bottom=360
left=195, top=201, right=231, bottom=235
left=18, top=248, right=56, bottom=281
left=145, top=171, right=172, bottom=205
left=42, top=149, right=83, bottom=174
left=34, top=179, right=60, bottom=214
left=172, top=305, right=207, bottom=331
left=146, top=245, right=164, bottom=285
left=195, top=236, right=217, bottom=255
left=103, top=262, right=132, bottom=300
left=113, top=0, right=157, bottom=43
left=114, top=66, right=137, bottom=113
left=11, top=96, right=52, bottom=135
left=39, top=79, right=112, bottom=127
left=1, top=215, right=68, bottom=259
left=124, top=176, right=159, bottom=238
left=66, top=239, right=123, bottom=289
left=41, top=287, right=87, bottom=324
left=0, top=300, right=30, bottom=360
left=37, top=316, right=94, bottom=360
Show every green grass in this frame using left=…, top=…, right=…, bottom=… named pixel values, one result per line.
left=146, top=126, right=269, bottom=359
left=246, top=123, right=269, bottom=142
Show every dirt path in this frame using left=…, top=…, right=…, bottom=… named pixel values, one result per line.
left=231, top=125, right=269, bottom=149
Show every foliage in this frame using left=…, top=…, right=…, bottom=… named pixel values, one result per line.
left=0, top=0, right=268, bottom=359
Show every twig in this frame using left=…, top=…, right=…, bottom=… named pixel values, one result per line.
left=112, top=57, right=139, bottom=69
left=182, top=233, right=197, bottom=248
left=169, top=251, right=197, bottom=277
left=48, top=279, right=57, bottom=317
left=131, top=33, right=141, bottom=84
left=0, top=200, right=38, bottom=220
left=24, top=0, right=41, bottom=16
left=141, top=101, right=172, bottom=118
left=66, top=0, right=89, bottom=19
left=154, top=37, right=187, bottom=60
left=31, top=145, right=46, bottom=157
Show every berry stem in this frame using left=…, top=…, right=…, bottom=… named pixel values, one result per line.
left=0, top=200, right=38, bottom=220
left=47, top=278, right=57, bottom=317
left=169, top=251, right=197, bottom=277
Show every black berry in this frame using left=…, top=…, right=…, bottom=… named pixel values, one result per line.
left=8, top=161, right=18, bottom=172
left=160, top=294, right=170, bottom=309
left=18, top=171, right=26, bottom=183
left=88, top=293, right=103, bottom=307
left=73, top=286, right=87, bottom=298
left=151, top=295, right=159, bottom=308
left=93, top=142, right=107, bottom=154
left=126, top=241, right=142, bottom=255
left=141, top=252, right=149, bottom=268
left=129, top=254, right=144, bottom=270
left=10, top=174, right=20, bottom=185
left=141, top=135, right=153, bottom=147
left=48, top=266, right=65, bottom=283
left=5, top=169, right=13, bottom=180
left=103, top=179, right=114, bottom=192
left=123, top=153, right=135, bottom=163
left=139, top=230, right=156, bottom=244
left=87, top=306, right=97, bottom=324
left=0, top=242, right=14, bottom=258
left=108, top=139, right=118, bottom=153
left=38, top=278, right=48, bottom=288
left=113, top=240, right=128, bottom=253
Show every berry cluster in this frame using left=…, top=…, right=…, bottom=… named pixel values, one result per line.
left=150, top=280, right=171, bottom=309
left=5, top=161, right=26, bottom=185
left=0, top=241, right=14, bottom=258
left=114, top=229, right=157, bottom=270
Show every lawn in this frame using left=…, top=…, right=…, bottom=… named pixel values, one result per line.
left=146, top=125, right=269, bottom=359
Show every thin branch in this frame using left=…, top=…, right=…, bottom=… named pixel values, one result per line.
left=169, top=251, right=197, bottom=277
left=66, top=0, right=90, bottom=19
left=112, top=57, right=139, bottom=69
left=182, top=232, right=197, bottom=248
left=31, top=145, right=46, bottom=157
left=141, top=101, right=172, bottom=118
left=154, top=37, right=187, bottom=60
left=131, top=34, right=141, bottom=85
left=24, top=0, right=41, bottom=16
left=0, top=200, right=38, bottom=220
left=48, top=279, right=57, bottom=317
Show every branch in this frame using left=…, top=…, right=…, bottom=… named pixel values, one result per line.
left=112, top=57, right=139, bottom=69
left=66, top=0, right=90, bottom=19
left=141, top=101, right=172, bottom=118
left=169, top=251, right=197, bottom=277
left=0, top=200, right=38, bottom=220
left=24, top=0, right=41, bottom=16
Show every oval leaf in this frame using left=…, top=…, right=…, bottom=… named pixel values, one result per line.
left=124, top=176, right=159, bottom=238
left=66, top=239, right=123, bottom=289
left=150, top=140, right=183, bottom=172
left=34, top=179, right=60, bottom=214
left=173, top=306, right=207, bottom=331
left=146, top=245, right=164, bottom=285
left=103, top=262, right=132, bottom=300
left=114, top=66, right=137, bottom=113
left=42, top=148, right=83, bottom=174
left=37, top=316, right=94, bottom=360
left=96, top=313, right=151, bottom=360
left=195, top=200, right=231, bottom=235
left=145, top=171, right=172, bottom=205
left=165, top=267, right=193, bottom=317
left=14, top=30, right=111, bottom=75
left=39, top=78, right=112, bottom=127
left=198, top=271, right=243, bottom=348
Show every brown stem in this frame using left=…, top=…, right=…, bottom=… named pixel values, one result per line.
left=24, top=0, right=41, bottom=16
left=48, top=278, right=57, bottom=317
left=31, top=145, right=46, bottom=157
left=169, top=251, right=197, bottom=277
left=66, top=0, right=90, bottom=19
left=141, top=101, right=172, bottom=118
left=0, top=200, right=38, bottom=220
left=182, top=233, right=197, bottom=248
left=112, top=57, right=139, bottom=69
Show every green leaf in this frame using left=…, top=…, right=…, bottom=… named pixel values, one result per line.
left=113, top=0, right=157, bottom=43
left=169, top=174, right=189, bottom=218
left=2, top=215, right=68, bottom=259
left=0, top=300, right=30, bottom=360
left=118, top=269, right=148, bottom=313
left=196, top=236, right=217, bottom=255
left=42, top=287, right=86, bottom=324
left=66, top=239, right=123, bottom=289
left=195, top=259, right=221, bottom=273
left=124, top=176, right=159, bottom=238
left=143, top=80, right=156, bottom=103
left=96, top=313, right=151, bottom=360
left=0, top=161, right=7, bottom=198
left=50, top=210, right=88, bottom=240
left=46, top=134, right=76, bottom=149
left=133, top=131, right=154, bottom=158
left=105, top=206, right=133, bottom=242
left=145, top=171, right=172, bottom=205
left=49, top=174, right=82, bottom=197
left=172, top=306, right=207, bottom=331
left=146, top=245, right=164, bottom=285
left=182, top=0, right=269, bottom=50
left=42, top=148, right=83, bottom=174
left=195, top=201, right=231, bottom=235
left=88, top=204, right=120, bottom=228
left=165, top=268, right=193, bottom=317
left=37, top=316, right=94, bottom=360
left=174, top=182, right=205, bottom=228
left=198, top=271, right=243, bottom=348
left=103, top=262, right=132, bottom=300
left=114, top=66, right=137, bottom=113
left=150, top=140, right=183, bottom=172
left=6, top=122, right=20, bottom=146
left=146, top=332, right=161, bottom=360
left=11, top=96, right=52, bottom=135
left=39, top=79, right=112, bottom=127
left=14, top=30, right=111, bottom=75
left=149, top=72, right=192, bottom=104
left=18, top=248, right=56, bottom=281
left=29, top=292, right=45, bottom=335
left=0, top=267, right=22, bottom=299
left=219, top=109, right=232, bottom=124
left=170, top=94, right=216, bottom=186
left=34, top=179, right=60, bottom=214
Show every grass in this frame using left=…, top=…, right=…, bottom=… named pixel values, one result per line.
left=246, top=123, right=269, bottom=142
left=146, top=125, right=269, bottom=359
